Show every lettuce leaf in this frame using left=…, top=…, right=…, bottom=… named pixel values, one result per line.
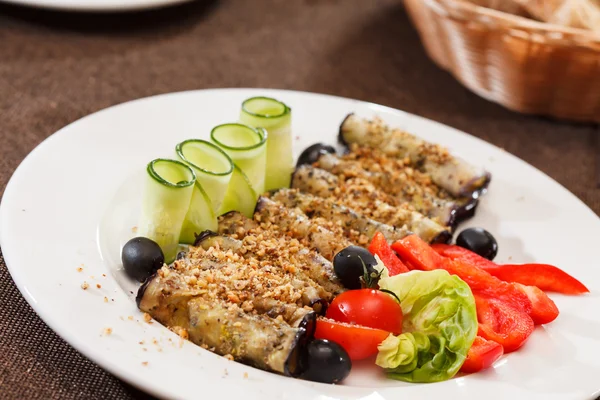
left=376, top=270, right=477, bottom=383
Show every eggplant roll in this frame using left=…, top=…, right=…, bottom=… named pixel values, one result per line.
left=216, top=211, right=259, bottom=236
left=138, top=272, right=315, bottom=376
left=338, top=114, right=491, bottom=197
left=187, top=298, right=314, bottom=376
left=214, top=212, right=343, bottom=295
left=271, top=188, right=412, bottom=244
left=291, top=165, right=451, bottom=243
left=194, top=232, right=337, bottom=305
left=254, top=197, right=353, bottom=260
left=139, top=262, right=315, bottom=327
left=314, top=152, right=473, bottom=228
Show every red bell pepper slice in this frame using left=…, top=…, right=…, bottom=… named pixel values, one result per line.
left=489, top=264, right=588, bottom=295
left=393, top=235, right=536, bottom=351
left=433, top=244, right=589, bottom=295
left=460, top=336, right=504, bottom=373
left=475, top=295, right=534, bottom=353
left=368, top=232, right=409, bottom=276
left=432, top=244, right=498, bottom=271
left=513, top=283, right=559, bottom=325
left=393, top=236, right=532, bottom=314
left=315, top=318, right=390, bottom=360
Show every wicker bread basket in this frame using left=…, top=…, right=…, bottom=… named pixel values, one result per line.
left=404, top=0, right=600, bottom=123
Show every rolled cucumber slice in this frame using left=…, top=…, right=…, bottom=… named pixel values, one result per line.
left=176, top=139, right=234, bottom=213
left=138, top=159, right=195, bottom=263
left=218, top=164, right=257, bottom=218
left=179, top=182, right=218, bottom=245
left=240, top=96, right=293, bottom=192
left=211, top=123, right=267, bottom=195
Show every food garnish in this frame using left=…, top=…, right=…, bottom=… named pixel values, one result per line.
left=179, top=182, right=217, bottom=245
left=300, top=339, right=351, bottom=384
left=332, top=245, right=377, bottom=290
left=455, top=227, right=498, bottom=260
left=376, top=269, right=478, bottom=383
left=460, top=336, right=504, bottom=373
left=240, top=96, right=293, bottom=191
left=368, top=232, right=409, bottom=276
left=175, top=139, right=234, bottom=213
left=210, top=123, right=267, bottom=195
left=315, top=318, right=390, bottom=361
left=122, top=237, right=164, bottom=282
left=218, top=165, right=257, bottom=218
left=433, top=244, right=589, bottom=294
left=138, top=158, right=196, bottom=262
left=326, top=289, right=403, bottom=335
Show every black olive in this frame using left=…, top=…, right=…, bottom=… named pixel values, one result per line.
left=296, top=143, right=336, bottom=167
left=333, top=245, right=377, bottom=289
left=456, top=228, right=498, bottom=260
left=122, top=237, right=165, bottom=282
left=301, top=339, right=351, bottom=384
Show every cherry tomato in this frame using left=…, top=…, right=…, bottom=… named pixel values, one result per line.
left=326, top=289, right=403, bottom=335
left=314, top=318, right=391, bottom=360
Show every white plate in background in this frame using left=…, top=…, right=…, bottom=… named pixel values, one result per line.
left=1, top=0, right=193, bottom=12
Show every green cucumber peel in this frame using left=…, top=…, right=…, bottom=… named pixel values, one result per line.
left=219, top=164, right=258, bottom=218
left=240, top=96, right=293, bottom=191
left=176, top=139, right=234, bottom=213
left=179, top=181, right=218, bottom=245
left=139, top=159, right=196, bottom=263
left=211, top=123, right=267, bottom=195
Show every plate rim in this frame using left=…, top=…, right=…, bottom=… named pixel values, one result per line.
left=0, top=0, right=194, bottom=12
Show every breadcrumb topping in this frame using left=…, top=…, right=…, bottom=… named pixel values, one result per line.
left=354, top=117, right=452, bottom=165
left=167, top=226, right=334, bottom=307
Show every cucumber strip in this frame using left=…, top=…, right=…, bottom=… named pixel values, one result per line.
left=139, top=159, right=195, bottom=263
left=218, top=164, right=257, bottom=218
left=175, top=139, right=234, bottom=213
left=179, top=182, right=218, bottom=245
left=211, top=123, right=267, bottom=195
left=240, top=96, right=293, bottom=192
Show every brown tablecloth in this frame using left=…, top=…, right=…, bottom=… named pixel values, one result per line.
left=0, top=0, right=599, bottom=398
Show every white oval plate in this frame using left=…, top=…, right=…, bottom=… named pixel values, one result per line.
left=2, top=88, right=600, bottom=400
left=1, top=0, right=193, bottom=12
